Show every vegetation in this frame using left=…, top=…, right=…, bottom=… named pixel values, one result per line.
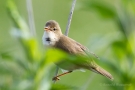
left=0, top=0, right=134, bottom=90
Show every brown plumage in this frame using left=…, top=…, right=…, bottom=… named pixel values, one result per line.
left=54, top=35, right=86, bottom=55
left=42, top=20, right=113, bottom=80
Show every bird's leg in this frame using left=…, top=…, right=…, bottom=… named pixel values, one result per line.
left=52, top=71, right=72, bottom=81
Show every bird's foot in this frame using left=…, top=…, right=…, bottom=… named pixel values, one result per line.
left=52, top=71, right=72, bottom=82
left=52, top=76, right=60, bottom=81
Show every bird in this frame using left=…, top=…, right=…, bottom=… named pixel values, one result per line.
left=42, top=20, right=113, bottom=81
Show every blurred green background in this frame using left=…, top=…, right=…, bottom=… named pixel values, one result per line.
left=0, top=0, right=135, bottom=90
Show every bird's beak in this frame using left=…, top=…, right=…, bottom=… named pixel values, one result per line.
left=44, top=27, right=50, bottom=31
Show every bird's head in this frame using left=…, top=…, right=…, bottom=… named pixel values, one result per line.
left=44, top=20, right=62, bottom=37
left=42, top=20, right=62, bottom=46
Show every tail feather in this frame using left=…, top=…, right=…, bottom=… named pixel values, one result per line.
left=90, top=66, right=113, bottom=80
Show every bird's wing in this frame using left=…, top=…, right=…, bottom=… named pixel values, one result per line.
left=74, top=40, right=99, bottom=58
left=55, top=35, right=98, bottom=58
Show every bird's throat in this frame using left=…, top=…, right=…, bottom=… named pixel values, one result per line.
left=42, top=31, right=58, bottom=46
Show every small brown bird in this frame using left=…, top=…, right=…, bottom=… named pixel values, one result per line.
left=42, top=20, right=113, bottom=81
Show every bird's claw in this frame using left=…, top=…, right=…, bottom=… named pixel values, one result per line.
left=52, top=77, right=60, bottom=81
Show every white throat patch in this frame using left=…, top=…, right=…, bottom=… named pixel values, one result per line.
left=42, top=31, right=58, bottom=46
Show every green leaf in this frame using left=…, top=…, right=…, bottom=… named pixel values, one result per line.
left=51, top=84, right=78, bottom=90
left=83, top=1, right=116, bottom=19
left=7, top=0, right=41, bottom=63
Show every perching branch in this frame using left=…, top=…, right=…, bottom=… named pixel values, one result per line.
left=54, top=0, right=77, bottom=83
left=26, top=0, right=36, bottom=36
left=65, top=0, right=77, bottom=36
left=53, top=66, right=59, bottom=83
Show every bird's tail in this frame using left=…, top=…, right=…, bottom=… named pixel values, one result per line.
left=90, top=66, right=113, bottom=80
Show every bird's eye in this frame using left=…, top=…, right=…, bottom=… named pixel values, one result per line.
left=53, top=28, right=56, bottom=31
